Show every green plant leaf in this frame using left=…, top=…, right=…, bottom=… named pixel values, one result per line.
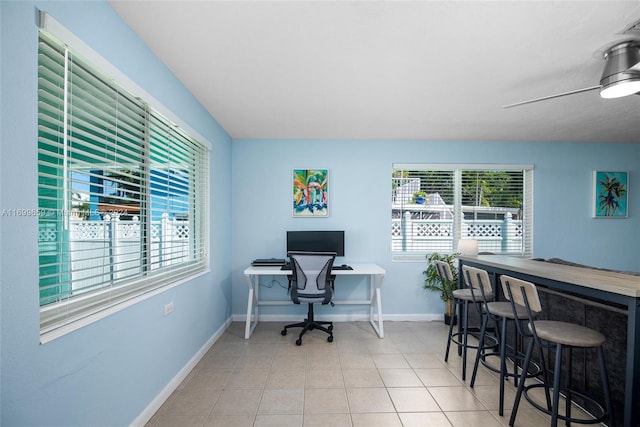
left=423, top=252, right=460, bottom=302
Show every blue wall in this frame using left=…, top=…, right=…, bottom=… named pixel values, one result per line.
left=231, top=139, right=640, bottom=318
left=1, top=1, right=232, bottom=425
left=2, top=1, right=639, bottom=425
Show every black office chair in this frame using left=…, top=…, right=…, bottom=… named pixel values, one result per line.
left=280, top=251, right=336, bottom=346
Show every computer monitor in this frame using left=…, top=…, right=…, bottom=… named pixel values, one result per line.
left=286, top=230, right=345, bottom=257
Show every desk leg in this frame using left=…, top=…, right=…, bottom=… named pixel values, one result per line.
left=368, top=274, right=385, bottom=338
left=244, top=274, right=260, bottom=339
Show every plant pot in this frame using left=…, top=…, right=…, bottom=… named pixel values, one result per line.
left=443, top=299, right=457, bottom=325
left=415, top=196, right=426, bottom=204
left=444, top=313, right=457, bottom=326
left=444, top=299, right=454, bottom=316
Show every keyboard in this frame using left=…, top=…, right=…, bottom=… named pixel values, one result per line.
left=252, top=258, right=286, bottom=266
left=280, top=263, right=352, bottom=271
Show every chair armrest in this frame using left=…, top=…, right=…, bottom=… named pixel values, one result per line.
left=328, top=276, right=336, bottom=291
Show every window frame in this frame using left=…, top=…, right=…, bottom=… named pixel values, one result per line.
left=37, top=13, right=211, bottom=343
left=392, top=163, right=533, bottom=261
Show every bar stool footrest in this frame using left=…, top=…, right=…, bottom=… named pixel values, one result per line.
left=523, top=383, right=609, bottom=425
left=479, top=349, right=543, bottom=379
left=450, top=329, right=496, bottom=351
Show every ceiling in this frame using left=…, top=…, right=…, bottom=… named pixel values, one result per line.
left=110, top=1, right=640, bottom=143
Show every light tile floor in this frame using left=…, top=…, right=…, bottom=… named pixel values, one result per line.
left=146, top=321, right=579, bottom=427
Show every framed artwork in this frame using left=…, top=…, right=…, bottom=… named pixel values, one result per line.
left=293, top=169, right=328, bottom=217
left=593, top=171, right=628, bottom=218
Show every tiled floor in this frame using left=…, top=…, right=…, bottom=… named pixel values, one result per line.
left=146, top=320, right=579, bottom=426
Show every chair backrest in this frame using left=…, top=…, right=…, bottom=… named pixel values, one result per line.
left=462, top=265, right=493, bottom=302
left=500, top=275, right=542, bottom=313
left=500, top=275, right=544, bottom=341
left=462, top=266, right=492, bottom=293
left=435, top=260, right=455, bottom=283
left=288, top=251, right=336, bottom=304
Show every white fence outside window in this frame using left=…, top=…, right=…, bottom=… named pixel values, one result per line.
left=391, top=212, right=523, bottom=254
left=39, top=213, right=191, bottom=294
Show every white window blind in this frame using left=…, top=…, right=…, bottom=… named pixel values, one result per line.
left=392, top=164, right=533, bottom=259
left=37, top=30, right=209, bottom=340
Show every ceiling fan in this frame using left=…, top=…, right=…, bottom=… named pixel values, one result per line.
left=504, top=21, right=640, bottom=108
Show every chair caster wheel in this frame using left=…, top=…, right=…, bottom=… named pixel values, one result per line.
left=327, top=335, right=334, bottom=343
left=295, top=338, right=302, bottom=346
left=281, top=329, right=287, bottom=336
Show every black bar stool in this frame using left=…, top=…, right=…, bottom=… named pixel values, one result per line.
left=438, top=260, right=496, bottom=381
left=463, top=266, right=541, bottom=417
left=501, top=275, right=615, bottom=427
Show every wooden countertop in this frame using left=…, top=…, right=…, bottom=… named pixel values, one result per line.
left=459, top=255, right=640, bottom=298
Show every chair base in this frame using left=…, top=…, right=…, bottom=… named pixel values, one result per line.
left=281, top=303, right=333, bottom=346
left=509, top=342, right=615, bottom=427
left=445, top=298, right=497, bottom=381
left=474, top=314, right=542, bottom=381
left=470, top=314, right=540, bottom=418
left=523, top=383, right=609, bottom=425
left=477, top=349, right=542, bottom=379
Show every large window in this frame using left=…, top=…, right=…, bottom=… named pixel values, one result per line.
left=37, top=31, right=209, bottom=340
left=392, top=164, right=533, bottom=259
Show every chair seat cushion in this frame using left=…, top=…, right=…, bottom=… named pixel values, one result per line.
left=532, top=320, right=605, bottom=348
left=486, top=301, right=529, bottom=319
left=297, top=296, right=331, bottom=304
left=452, top=288, right=494, bottom=302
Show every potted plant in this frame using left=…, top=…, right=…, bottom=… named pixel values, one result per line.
left=423, top=252, right=460, bottom=325
left=412, top=190, right=427, bottom=204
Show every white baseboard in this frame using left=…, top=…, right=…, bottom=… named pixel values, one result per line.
left=383, top=313, right=443, bottom=322
left=131, top=315, right=233, bottom=427
left=231, top=313, right=444, bottom=322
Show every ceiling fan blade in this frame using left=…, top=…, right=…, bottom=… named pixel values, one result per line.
left=502, top=85, right=602, bottom=109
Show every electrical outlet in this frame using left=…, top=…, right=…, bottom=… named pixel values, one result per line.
left=163, top=302, right=174, bottom=317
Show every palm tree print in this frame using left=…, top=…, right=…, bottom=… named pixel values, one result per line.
left=597, top=173, right=627, bottom=217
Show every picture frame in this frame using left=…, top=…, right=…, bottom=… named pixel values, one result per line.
left=592, top=171, right=628, bottom=218
left=292, top=169, right=328, bottom=217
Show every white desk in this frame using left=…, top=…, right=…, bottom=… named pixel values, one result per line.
left=243, top=263, right=386, bottom=339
